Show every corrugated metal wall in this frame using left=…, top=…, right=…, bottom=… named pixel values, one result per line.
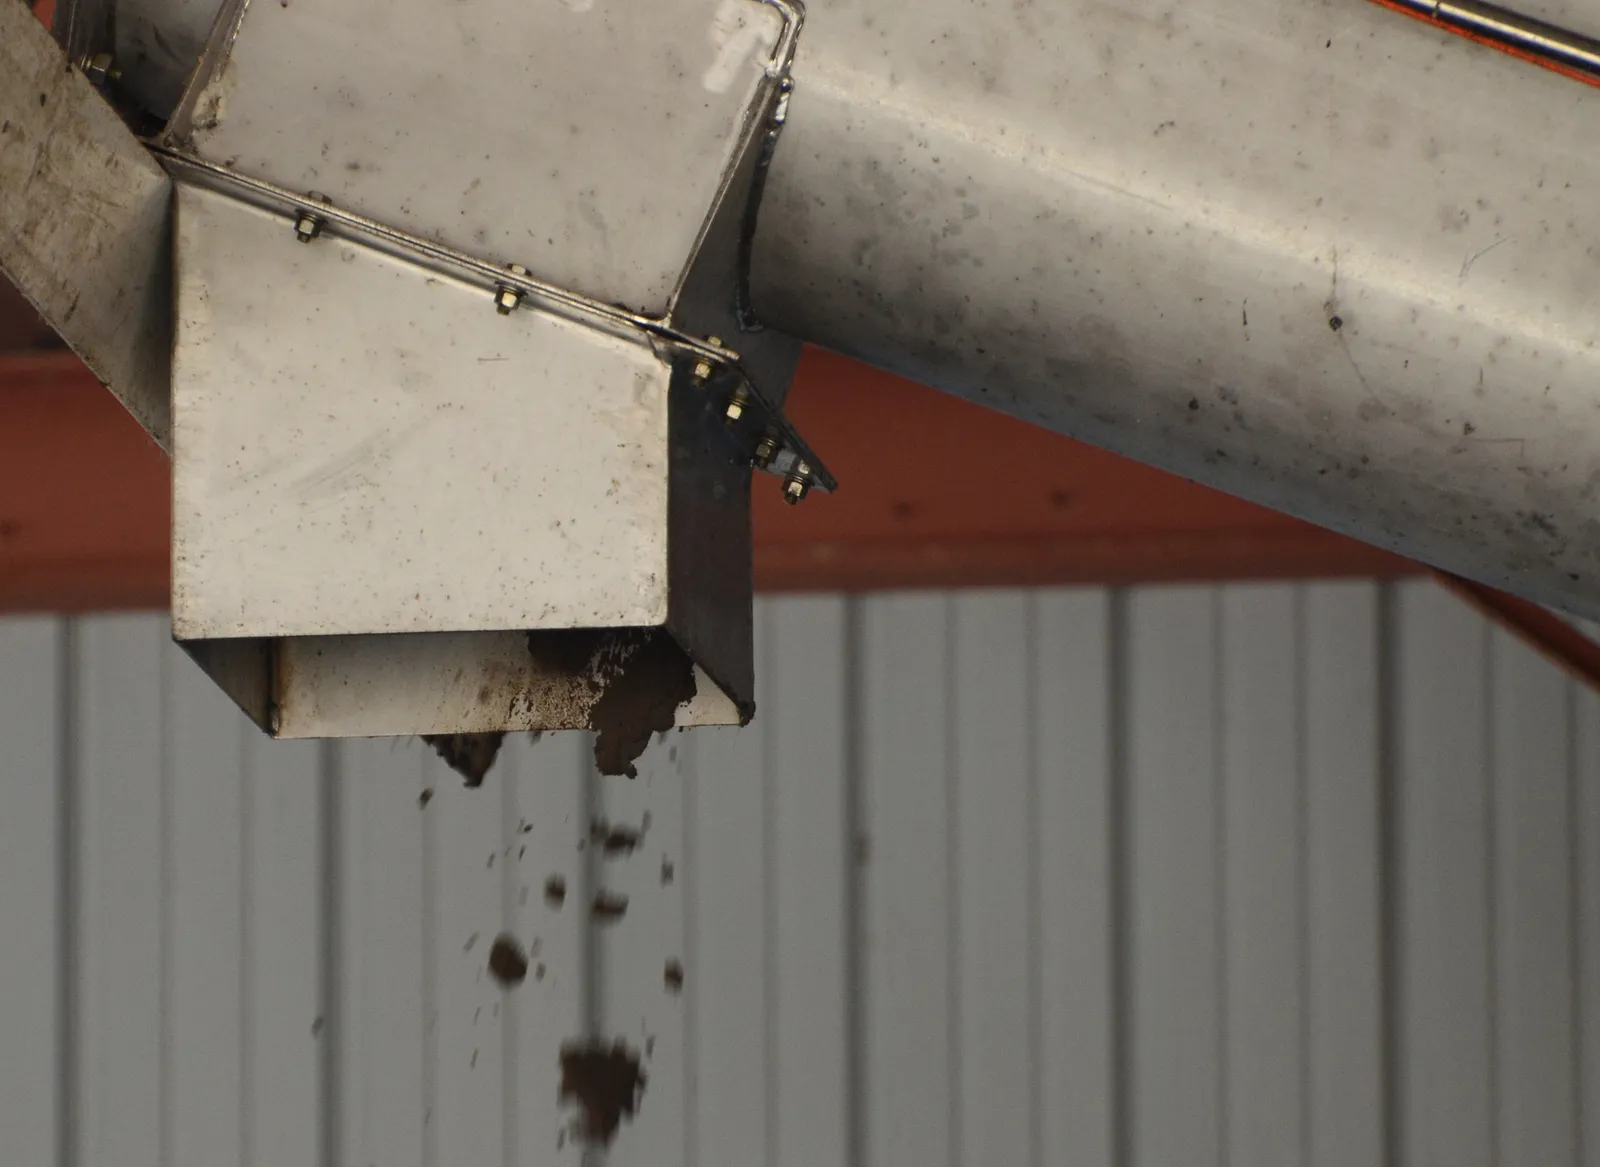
left=2, top=580, right=1598, bottom=1167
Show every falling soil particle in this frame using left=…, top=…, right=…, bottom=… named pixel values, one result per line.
left=592, top=890, right=630, bottom=923
left=591, top=818, right=643, bottom=856
left=535, top=962, right=547, bottom=981
left=545, top=874, right=568, bottom=908
left=645, top=1035, right=656, bottom=1058
left=422, top=732, right=506, bottom=786
left=589, top=631, right=697, bottom=778
left=660, top=857, right=675, bottom=886
left=418, top=788, right=434, bottom=809
left=487, top=934, right=529, bottom=988
left=519, top=821, right=533, bottom=835
left=664, top=960, right=684, bottom=993
left=559, top=1039, right=647, bottom=1146
left=311, top=1016, right=325, bottom=1037
left=464, top=931, right=480, bottom=953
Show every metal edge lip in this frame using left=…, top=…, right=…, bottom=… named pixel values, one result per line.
left=667, top=0, right=804, bottom=322
left=154, top=146, right=724, bottom=358
left=761, top=0, right=805, bottom=77
left=161, top=0, right=252, bottom=144
left=155, top=147, right=837, bottom=493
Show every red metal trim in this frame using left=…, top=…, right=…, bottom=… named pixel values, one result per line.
left=0, top=346, right=1421, bottom=612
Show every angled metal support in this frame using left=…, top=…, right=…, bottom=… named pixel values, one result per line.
left=0, top=0, right=171, bottom=444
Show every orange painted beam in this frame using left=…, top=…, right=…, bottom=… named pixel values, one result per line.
left=0, top=346, right=1416, bottom=613
left=0, top=353, right=169, bottom=611
left=755, top=349, right=1414, bottom=591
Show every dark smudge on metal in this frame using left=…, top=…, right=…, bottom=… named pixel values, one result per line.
left=526, top=627, right=697, bottom=777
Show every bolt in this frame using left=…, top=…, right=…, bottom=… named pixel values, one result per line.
left=724, top=385, right=749, bottom=424
left=79, top=52, right=120, bottom=87
left=692, top=337, right=723, bottom=384
left=495, top=264, right=528, bottom=315
left=783, top=460, right=812, bottom=505
left=293, top=210, right=324, bottom=243
left=751, top=434, right=779, bottom=469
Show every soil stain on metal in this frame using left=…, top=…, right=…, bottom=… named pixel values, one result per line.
left=589, top=632, right=696, bottom=777
left=487, top=933, right=529, bottom=988
left=528, top=629, right=696, bottom=778
left=592, top=890, right=629, bottom=922
left=422, top=732, right=506, bottom=786
left=544, top=874, right=568, bottom=908
left=559, top=1039, right=647, bottom=1146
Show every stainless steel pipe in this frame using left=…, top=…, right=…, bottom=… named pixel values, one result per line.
left=753, top=0, right=1600, bottom=615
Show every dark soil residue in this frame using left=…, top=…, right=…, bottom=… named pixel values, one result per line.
left=525, top=628, right=696, bottom=775
left=588, top=631, right=696, bottom=778
left=422, top=732, right=506, bottom=787
left=544, top=874, right=568, bottom=908
left=559, top=1039, right=646, bottom=1145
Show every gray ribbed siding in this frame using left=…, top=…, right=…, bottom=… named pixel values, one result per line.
left=0, top=579, right=1594, bottom=1167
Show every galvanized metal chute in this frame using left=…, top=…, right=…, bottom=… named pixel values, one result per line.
left=2, top=0, right=835, bottom=776
left=12, top=0, right=1600, bottom=766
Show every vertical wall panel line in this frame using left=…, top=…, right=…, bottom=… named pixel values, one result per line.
left=421, top=756, right=437, bottom=1167
left=240, top=718, right=255, bottom=1167
left=1107, top=589, right=1131, bottom=1167
left=581, top=743, right=600, bottom=1058
left=1570, top=676, right=1586, bottom=1167
left=318, top=740, right=342, bottom=1167
left=1294, top=588, right=1312, bottom=1167
left=1025, top=595, right=1044, bottom=1167
left=1484, top=623, right=1501, bottom=1167
left=59, top=619, right=80, bottom=1167
left=842, top=596, right=866, bottom=1167
left=944, top=596, right=962, bottom=1167
left=682, top=733, right=699, bottom=1167
left=1376, top=583, right=1399, bottom=1167
left=158, top=635, right=173, bottom=1167
left=501, top=742, right=517, bottom=1167
left=763, top=604, right=779, bottom=1167
left=1212, top=589, right=1231, bottom=1164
